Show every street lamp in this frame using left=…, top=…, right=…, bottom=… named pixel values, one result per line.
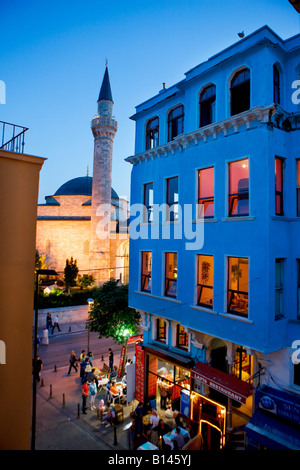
left=32, top=268, right=58, bottom=451
left=87, top=298, right=94, bottom=352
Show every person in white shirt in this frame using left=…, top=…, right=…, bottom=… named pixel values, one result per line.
left=150, top=409, right=159, bottom=430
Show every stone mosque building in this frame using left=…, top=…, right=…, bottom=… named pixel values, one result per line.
left=36, top=65, right=129, bottom=285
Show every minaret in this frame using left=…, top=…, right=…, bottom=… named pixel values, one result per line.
left=90, top=64, right=117, bottom=284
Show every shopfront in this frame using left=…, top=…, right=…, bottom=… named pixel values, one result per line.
left=190, top=361, right=251, bottom=449
left=140, top=344, right=194, bottom=414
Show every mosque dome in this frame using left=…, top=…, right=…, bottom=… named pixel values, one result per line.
left=54, top=176, right=118, bottom=199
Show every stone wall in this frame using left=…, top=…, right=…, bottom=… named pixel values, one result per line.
left=35, top=304, right=89, bottom=328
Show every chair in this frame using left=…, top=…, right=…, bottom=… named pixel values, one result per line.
left=109, top=390, right=120, bottom=404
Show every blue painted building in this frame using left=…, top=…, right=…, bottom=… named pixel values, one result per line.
left=126, top=26, right=300, bottom=450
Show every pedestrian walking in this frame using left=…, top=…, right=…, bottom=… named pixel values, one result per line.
left=33, top=355, right=43, bottom=382
left=67, top=350, right=78, bottom=375
left=52, top=315, right=61, bottom=334
left=42, top=327, right=49, bottom=345
left=108, top=348, right=114, bottom=372
left=89, top=378, right=97, bottom=410
left=82, top=379, right=89, bottom=414
left=46, top=313, right=52, bottom=330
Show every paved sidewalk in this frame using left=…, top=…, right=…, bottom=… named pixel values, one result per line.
left=35, top=360, right=137, bottom=450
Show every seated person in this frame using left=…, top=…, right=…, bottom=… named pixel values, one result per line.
left=173, top=427, right=186, bottom=450
left=150, top=409, right=159, bottom=430
left=101, top=402, right=116, bottom=427
left=97, top=399, right=106, bottom=419
left=110, top=384, right=119, bottom=395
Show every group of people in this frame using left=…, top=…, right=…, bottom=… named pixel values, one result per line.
left=128, top=401, right=187, bottom=450
left=46, top=313, right=61, bottom=334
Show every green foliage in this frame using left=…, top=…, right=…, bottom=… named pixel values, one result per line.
left=77, top=274, right=95, bottom=289
left=36, top=288, right=96, bottom=309
left=64, top=257, right=79, bottom=293
left=89, top=280, right=141, bottom=345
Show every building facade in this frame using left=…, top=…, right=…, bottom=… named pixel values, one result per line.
left=36, top=66, right=129, bottom=285
left=126, top=26, right=300, bottom=450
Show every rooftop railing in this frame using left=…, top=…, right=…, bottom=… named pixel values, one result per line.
left=0, top=120, right=29, bottom=153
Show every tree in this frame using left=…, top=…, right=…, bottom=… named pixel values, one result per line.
left=89, top=280, right=141, bottom=345
left=64, top=257, right=79, bottom=294
left=77, top=274, right=95, bottom=289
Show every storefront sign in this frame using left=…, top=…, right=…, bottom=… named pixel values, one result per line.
left=135, top=343, right=145, bottom=402
left=117, top=345, right=126, bottom=378
left=127, top=334, right=143, bottom=344
left=192, top=362, right=251, bottom=405
left=256, top=387, right=300, bottom=426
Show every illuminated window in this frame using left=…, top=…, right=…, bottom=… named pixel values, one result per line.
left=200, top=85, right=216, bottom=127
left=198, top=167, right=214, bottom=218
left=143, top=182, right=153, bottom=222
left=141, top=251, right=152, bottom=293
left=168, top=105, right=184, bottom=141
left=232, top=347, right=252, bottom=383
left=297, top=160, right=300, bottom=217
left=228, top=159, right=249, bottom=216
left=230, top=68, right=250, bottom=116
left=166, top=176, right=178, bottom=221
left=275, top=157, right=284, bottom=216
left=176, top=324, right=188, bottom=350
left=197, top=255, right=213, bottom=309
left=227, top=257, right=249, bottom=317
left=156, top=318, right=167, bottom=343
left=273, top=65, right=280, bottom=105
left=165, top=252, right=177, bottom=298
left=275, top=259, right=284, bottom=320
left=146, top=116, right=159, bottom=150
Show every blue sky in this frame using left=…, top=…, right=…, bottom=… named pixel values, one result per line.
left=1, top=0, right=299, bottom=204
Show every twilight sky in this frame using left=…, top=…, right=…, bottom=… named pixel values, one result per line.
left=1, top=0, right=299, bottom=204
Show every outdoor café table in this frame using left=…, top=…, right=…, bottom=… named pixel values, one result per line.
left=137, top=441, right=159, bottom=450
left=163, top=426, right=190, bottom=450
left=97, top=376, right=109, bottom=390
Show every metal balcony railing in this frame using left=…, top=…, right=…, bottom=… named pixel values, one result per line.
left=0, top=120, right=28, bottom=153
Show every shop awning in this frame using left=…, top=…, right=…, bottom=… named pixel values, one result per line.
left=245, top=409, right=300, bottom=450
left=143, top=344, right=194, bottom=369
left=192, top=362, right=251, bottom=404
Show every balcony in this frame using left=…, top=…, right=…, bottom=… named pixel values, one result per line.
left=0, top=120, right=28, bottom=154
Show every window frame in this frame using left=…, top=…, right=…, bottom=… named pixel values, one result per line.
left=230, top=67, right=250, bottom=116
left=273, top=64, right=280, bottom=105
left=198, top=166, right=214, bottom=218
left=199, top=84, right=216, bottom=127
left=146, top=116, right=159, bottom=150
left=227, top=257, right=249, bottom=318
left=275, top=157, right=284, bottom=216
left=197, top=254, right=214, bottom=309
left=156, top=318, right=167, bottom=343
left=143, top=182, right=154, bottom=223
left=167, top=105, right=184, bottom=142
left=175, top=324, right=189, bottom=350
left=164, top=252, right=177, bottom=298
left=141, top=251, right=152, bottom=293
left=228, top=158, right=249, bottom=217
left=166, top=176, right=179, bottom=222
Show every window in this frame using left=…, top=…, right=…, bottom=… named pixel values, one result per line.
left=200, top=85, right=216, bottom=127
left=197, top=255, right=213, bottom=309
left=275, top=259, right=284, bottom=320
left=297, top=160, right=300, bottom=217
left=166, top=176, right=178, bottom=221
left=227, top=257, right=249, bottom=317
left=230, top=68, right=250, bottom=116
left=273, top=65, right=280, bottom=105
left=297, top=260, right=300, bottom=320
left=168, top=105, right=184, bottom=141
left=165, top=252, right=177, bottom=298
left=176, top=324, right=188, bottom=350
left=232, top=347, right=252, bottom=382
left=141, top=251, right=152, bottom=292
left=228, top=159, right=249, bottom=216
left=275, top=157, right=284, bottom=216
left=198, top=167, right=214, bottom=218
left=156, top=318, right=167, bottom=343
left=146, top=116, right=159, bottom=150
left=143, top=182, right=153, bottom=222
